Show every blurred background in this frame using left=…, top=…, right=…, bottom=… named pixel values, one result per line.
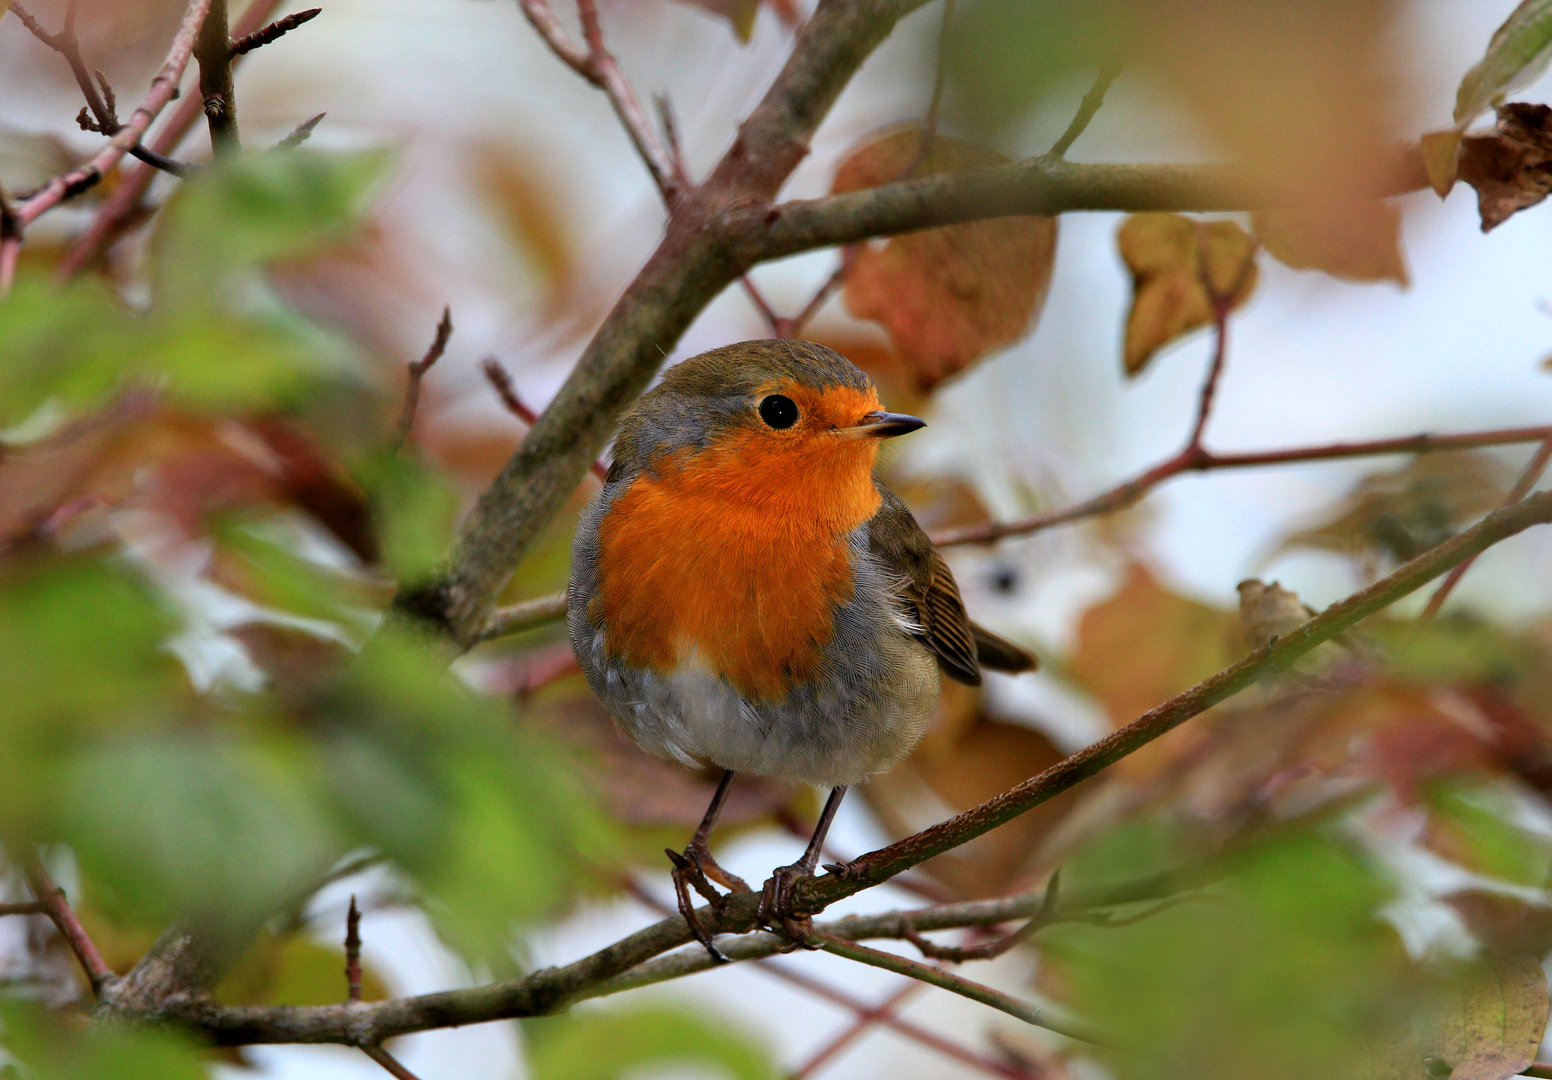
left=4, top=1, right=1552, bottom=1078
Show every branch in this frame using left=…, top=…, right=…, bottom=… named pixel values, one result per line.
left=13, top=0, right=215, bottom=232
left=9, top=2, right=193, bottom=178
left=0, top=179, right=19, bottom=295
left=1419, top=432, right=1552, bottom=620
left=275, top=111, right=326, bottom=151
left=518, top=0, right=682, bottom=201
left=54, top=0, right=287, bottom=279
left=23, top=856, right=114, bottom=996
left=395, top=306, right=453, bottom=446
left=407, top=0, right=934, bottom=643
left=791, top=982, right=924, bottom=1080
left=932, top=423, right=1552, bottom=548
left=753, top=148, right=1430, bottom=264
left=0, top=901, right=48, bottom=916
left=194, top=0, right=240, bottom=153
left=1046, top=66, right=1121, bottom=160
left=476, top=590, right=568, bottom=643
left=480, top=358, right=610, bottom=482
left=229, top=6, right=320, bottom=55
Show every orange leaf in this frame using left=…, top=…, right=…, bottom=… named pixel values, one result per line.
left=1254, top=201, right=1408, bottom=286
left=1459, top=103, right=1552, bottom=232
left=833, top=128, right=1057, bottom=393
left=1117, top=213, right=1258, bottom=376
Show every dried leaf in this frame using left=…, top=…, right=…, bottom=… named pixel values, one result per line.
left=1278, top=452, right=1510, bottom=566
left=834, top=128, right=1057, bottom=393
left=1454, top=1, right=1552, bottom=131
left=1422, top=129, right=1466, bottom=197
left=1420, top=956, right=1549, bottom=1080
left=1117, top=214, right=1258, bottom=376
left=472, top=144, right=576, bottom=317
left=1254, top=202, right=1408, bottom=286
left=1459, top=103, right=1552, bottom=232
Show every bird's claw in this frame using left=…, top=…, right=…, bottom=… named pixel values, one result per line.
left=758, top=862, right=821, bottom=951
left=666, top=842, right=749, bottom=964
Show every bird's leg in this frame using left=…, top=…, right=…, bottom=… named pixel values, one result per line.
left=758, top=785, right=847, bottom=950
left=666, top=769, right=749, bottom=964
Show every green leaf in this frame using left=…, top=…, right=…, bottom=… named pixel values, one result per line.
left=1455, top=1, right=1552, bottom=130
left=0, top=999, right=207, bottom=1080
left=1428, top=782, right=1552, bottom=888
left=54, top=733, right=346, bottom=929
left=526, top=1005, right=779, bottom=1080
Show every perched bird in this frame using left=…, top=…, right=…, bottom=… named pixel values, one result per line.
left=568, top=340, right=1036, bottom=957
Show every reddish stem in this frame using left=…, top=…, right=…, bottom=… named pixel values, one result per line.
left=345, top=894, right=363, bottom=1002
left=789, top=980, right=923, bottom=1079
left=24, top=857, right=113, bottom=994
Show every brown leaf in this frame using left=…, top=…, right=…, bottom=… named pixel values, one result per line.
left=1070, top=564, right=1240, bottom=729
left=834, top=128, right=1057, bottom=393
left=1254, top=201, right=1408, bottom=286
left=1459, top=103, right=1552, bottom=232
left=1117, top=213, right=1258, bottom=376
left=1420, top=955, right=1549, bottom=1080
left=1278, top=452, right=1510, bottom=567
left=471, top=143, right=576, bottom=317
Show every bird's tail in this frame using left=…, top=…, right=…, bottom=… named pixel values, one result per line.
left=970, top=621, right=1038, bottom=674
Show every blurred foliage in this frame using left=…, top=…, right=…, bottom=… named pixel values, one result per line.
left=525, top=1005, right=779, bottom=1080
left=0, top=1000, right=207, bottom=1080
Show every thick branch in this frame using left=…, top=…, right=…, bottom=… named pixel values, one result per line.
left=15, top=0, right=215, bottom=230
left=407, top=0, right=932, bottom=643
left=754, top=148, right=1430, bottom=264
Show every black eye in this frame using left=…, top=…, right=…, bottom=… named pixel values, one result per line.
left=759, top=394, right=798, bottom=429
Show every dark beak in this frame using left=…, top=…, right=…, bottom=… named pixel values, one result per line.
left=839, top=410, right=927, bottom=439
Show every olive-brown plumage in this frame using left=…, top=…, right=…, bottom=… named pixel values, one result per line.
left=567, top=339, right=1035, bottom=955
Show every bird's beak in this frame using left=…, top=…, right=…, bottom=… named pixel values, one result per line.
left=838, top=411, right=927, bottom=439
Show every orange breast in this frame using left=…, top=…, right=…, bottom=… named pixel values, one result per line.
left=592, top=424, right=882, bottom=702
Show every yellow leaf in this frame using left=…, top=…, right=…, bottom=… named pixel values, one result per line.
left=1117, top=213, right=1257, bottom=376
left=1422, top=128, right=1465, bottom=197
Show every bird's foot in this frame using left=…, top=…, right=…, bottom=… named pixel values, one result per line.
left=758, top=862, right=821, bottom=951
left=666, top=841, right=750, bottom=964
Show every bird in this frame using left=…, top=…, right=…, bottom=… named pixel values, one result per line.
left=567, top=339, right=1037, bottom=958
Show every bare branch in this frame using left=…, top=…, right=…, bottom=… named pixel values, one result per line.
left=396, top=306, right=454, bottom=446
left=13, top=0, right=215, bottom=234
left=1046, top=66, right=1121, bottom=160
left=518, top=0, right=681, bottom=200
left=933, top=423, right=1552, bottom=548
left=0, top=901, right=49, bottom=917
left=363, top=1046, right=425, bottom=1080
left=481, top=358, right=610, bottom=482
left=816, top=935, right=1123, bottom=1052
left=345, top=896, right=362, bottom=1002
left=230, top=6, right=321, bottom=55
left=791, top=982, right=924, bottom=1080
left=23, top=857, right=115, bottom=996
left=476, top=590, right=568, bottom=643
left=56, top=0, right=289, bottom=279
left=195, top=0, right=240, bottom=153
left=1419, top=432, right=1552, bottom=621
left=275, top=111, right=326, bottom=150
left=754, top=149, right=1430, bottom=265
left=1186, top=233, right=1259, bottom=452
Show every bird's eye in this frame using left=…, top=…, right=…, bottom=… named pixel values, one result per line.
left=758, top=394, right=799, bottom=429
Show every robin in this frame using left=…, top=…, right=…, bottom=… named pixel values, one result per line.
left=567, top=339, right=1036, bottom=958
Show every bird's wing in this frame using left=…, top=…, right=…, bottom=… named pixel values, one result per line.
left=867, top=486, right=983, bottom=686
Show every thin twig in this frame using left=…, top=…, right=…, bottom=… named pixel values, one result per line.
left=362, top=1046, right=425, bottom=1080
left=230, top=6, right=321, bottom=55
left=23, top=857, right=114, bottom=996
left=1186, top=233, right=1259, bottom=451
left=10, top=1, right=192, bottom=178
left=481, top=358, right=610, bottom=481
left=518, top=0, right=679, bottom=201
left=0, top=902, right=49, bottom=917
left=1045, top=66, right=1121, bottom=160
left=345, top=895, right=362, bottom=1002
left=13, top=0, right=215, bottom=234
left=275, top=111, right=326, bottom=151
left=54, top=0, right=287, bottom=278
left=1419, top=432, right=1552, bottom=621
left=816, top=936, right=1124, bottom=1053
left=790, top=980, right=924, bottom=1080
left=477, top=590, right=569, bottom=643
left=396, top=306, right=453, bottom=446
left=933, top=423, right=1552, bottom=548
left=786, top=245, right=859, bottom=339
